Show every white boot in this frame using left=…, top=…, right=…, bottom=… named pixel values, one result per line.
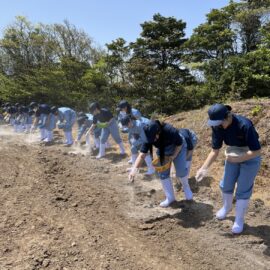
left=105, top=141, right=111, bottom=148
left=85, top=133, right=90, bottom=146
left=44, top=130, right=53, bottom=142
left=67, top=131, right=73, bottom=145
left=144, top=155, right=155, bottom=175
left=186, top=161, right=192, bottom=177
left=118, top=142, right=126, bottom=155
left=216, top=193, right=233, bottom=220
left=25, top=124, right=31, bottom=133
left=232, top=199, right=249, bottom=234
left=178, top=175, right=193, bottom=200
left=126, top=154, right=138, bottom=172
left=94, top=137, right=100, bottom=149
left=14, top=124, right=19, bottom=133
left=64, top=132, right=69, bottom=144
left=96, top=143, right=106, bottom=159
left=40, top=128, right=46, bottom=141
left=160, top=178, right=176, bottom=207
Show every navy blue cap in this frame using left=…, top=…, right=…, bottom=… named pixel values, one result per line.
left=143, top=121, right=161, bottom=144
left=89, top=102, right=100, bottom=113
left=50, top=106, right=58, bottom=114
left=77, top=115, right=87, bottom=126
left=117, top=100, right=129, bottom=109
left=29, top=102, right=37, bottom=109
left=207, top=104, right=229, bottom=126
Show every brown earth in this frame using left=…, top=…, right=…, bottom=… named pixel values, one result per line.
left=0, top=99, right=270, bottom=270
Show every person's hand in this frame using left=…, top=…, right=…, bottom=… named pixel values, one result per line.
left=128, top=167, right=138, bottom=183
left=195, top=167, right=208, bottom=182
left=226, top=156, right=243, bottom=163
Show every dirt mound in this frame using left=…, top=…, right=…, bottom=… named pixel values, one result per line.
left=0, top=99, right=270, bottom=269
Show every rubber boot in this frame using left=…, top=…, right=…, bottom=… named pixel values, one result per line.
left=85, top=133, right=90, bottom=146
left=118, top=142, right=126, bottom=155
left=126, top=154, right=138, bottom=172
left=216, top=193, right=233, bottom=220
left=186, top=161, right=192, bottom=177
left=40, top=128, right=46, bottom=141
left=160, top=178, right=176, bottom=207
left=25, top=124, right=31, bottom=133
left=94, top=137, right=100, bottom=149
left=48, top=131, right=53, bottom=142
left=67, top=131, right=73, bottom=145
left=44, top=130, right=53, bottom=142
left=232, top=199, right=249, bottom=234
left=178, top=175, right=193, bottom=200
left=105, top=141, right=111, bottom=149
left=144, top=155, right=155, bottom=175
left=96, top=143, right=106, bottom=159
left=64, top=132, right=69, bottom=144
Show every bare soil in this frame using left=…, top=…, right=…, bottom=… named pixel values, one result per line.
left=0, top=100, right=270, bottom=270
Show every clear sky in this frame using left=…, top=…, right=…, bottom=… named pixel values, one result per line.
left=0, top=0, right=232, bottom=47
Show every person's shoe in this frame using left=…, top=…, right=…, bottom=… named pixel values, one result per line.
left=160, top=178, right=176, bottom=207
left=178, top=176, right=193, bottom=200
left=216, top=193, right=233, bottom=220
left=232, top=199, right=249, bottom=234
left=96, top=143, right=106, bottom=159
left=145, top=167, right=155, bottom=176
left=144, top=155, right=155, bottom=175
left=119, top=142, right=126, bottom=155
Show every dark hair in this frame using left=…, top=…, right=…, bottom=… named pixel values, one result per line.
left=126, top=103, right=132, bottom=114
left=120, top=115, right=132, bottom=127
left=89, top=102, right=100, bottom=113
left=148, top=120, right=166, bottom=165
left=224, top=105, right=232, bottom=119
left=50, top=106, right=58, bottom=114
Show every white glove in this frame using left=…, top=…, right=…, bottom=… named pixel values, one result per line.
left=195, top=168, right=208, bottom=182
left=128, top=167, right=139, bottom=183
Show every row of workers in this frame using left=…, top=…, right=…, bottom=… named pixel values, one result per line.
left=1, top=101, right=261, bottom=234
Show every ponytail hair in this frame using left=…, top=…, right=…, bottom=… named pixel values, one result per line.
left=155, top=120, right=166, bottom=166
left=224, top=105, right=232, bottom=119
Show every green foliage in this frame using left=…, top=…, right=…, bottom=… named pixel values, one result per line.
left=0, top=2, right=270, bottom=116
left=251, top=105, right=263, bottom=116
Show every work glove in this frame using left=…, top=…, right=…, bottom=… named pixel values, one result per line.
left=195, top=167, right=208, bottom=182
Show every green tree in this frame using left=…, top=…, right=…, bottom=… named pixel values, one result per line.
left=128, top=13, right=194, bottom=114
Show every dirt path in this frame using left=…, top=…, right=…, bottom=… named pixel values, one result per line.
left=0, top=127, right=269, bottom=270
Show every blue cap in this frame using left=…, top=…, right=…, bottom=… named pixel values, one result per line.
left=118, top=100, right=129, bottom=109
left=207, top=104, right=229, bottom=126
left=143, top=121, right=161, bottom=144
left=89, top=102, right=100, bottom=113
